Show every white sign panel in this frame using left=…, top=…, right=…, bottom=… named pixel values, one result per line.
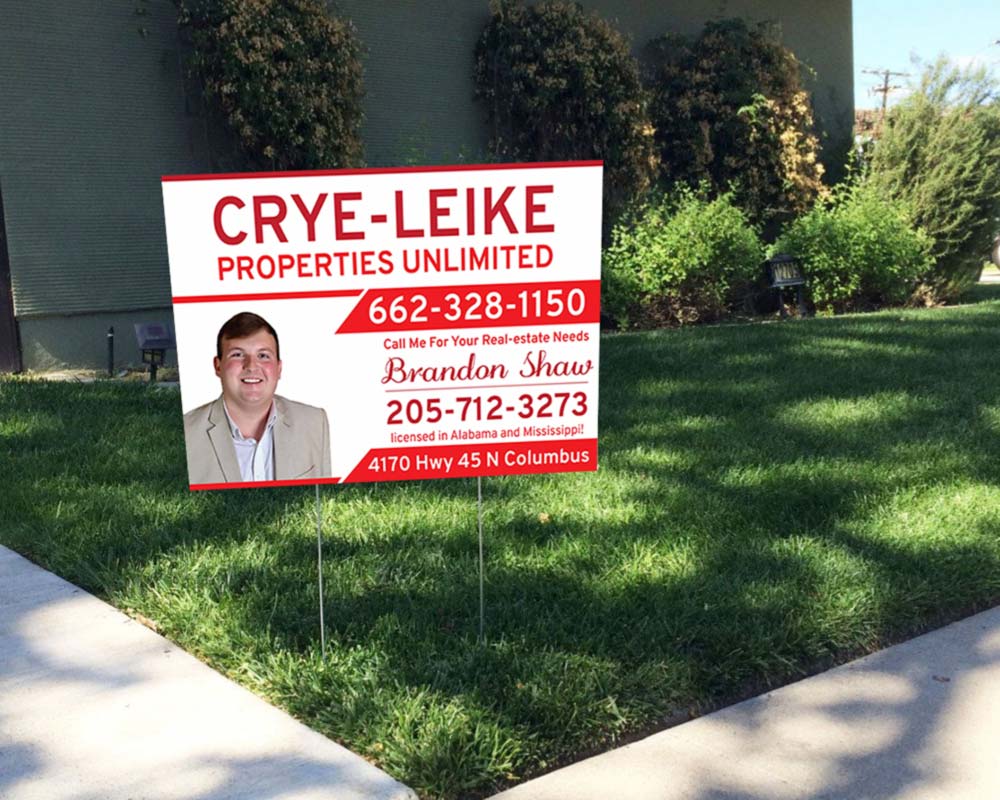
left=162, top=162, right=602, bottom=490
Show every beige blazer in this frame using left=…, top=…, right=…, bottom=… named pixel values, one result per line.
left=183, top=395, right=331, bottom=484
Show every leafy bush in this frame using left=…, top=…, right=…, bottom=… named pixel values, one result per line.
left=473, top=0, right=657, bottom=218
left=773, top=182, right=934, bottom=312
left=866, top=59, right=1000, bottom=299
left=603, top=189, right=764, bottom=328
left=178, top=0, right=364, bottom=170
left=644, top=19, right=826, bottom=224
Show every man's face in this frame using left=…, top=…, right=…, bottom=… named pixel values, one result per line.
left=214, top=329, right=282, bottom=412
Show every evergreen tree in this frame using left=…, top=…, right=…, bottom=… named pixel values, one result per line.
left=867, top=59, right=1000, bottom=298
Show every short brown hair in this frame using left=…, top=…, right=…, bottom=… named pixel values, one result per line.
left=216, top=312, right=280, bottom=360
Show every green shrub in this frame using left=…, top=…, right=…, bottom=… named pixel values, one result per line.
left=773, top=182, right=934, bottom=312
left=866, top=59, right=1000, bottom=300
left=473, top=0, right=657, bottom=218
left=603, top=189, right=764, bottom=328
left=178, top=0, right=364, bottom=171
left=644, top=19, right=826, bottom=225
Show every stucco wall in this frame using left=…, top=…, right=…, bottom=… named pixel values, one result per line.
left=0, top=3, right=207, bottom=314
left=18, top=308, right=175, bottom=374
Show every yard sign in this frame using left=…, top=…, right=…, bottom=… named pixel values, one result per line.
left=162, top=162, right=602, bottom=490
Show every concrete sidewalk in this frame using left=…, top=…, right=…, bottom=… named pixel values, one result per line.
left=490, top=606, right=1000, bottom=800
left=0, top=546, right=416, bottom=800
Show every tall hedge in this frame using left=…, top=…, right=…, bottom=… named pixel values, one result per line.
left=866, top=59, right=1000, bottom=299
left=178, top=0, right=364, bottom=171
left=473, top=0, right=657, bottom=217
left=644, top=19, right=826, bottom=224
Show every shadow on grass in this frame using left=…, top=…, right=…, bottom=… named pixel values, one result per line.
left=2, top=301, right=1000, bottom=798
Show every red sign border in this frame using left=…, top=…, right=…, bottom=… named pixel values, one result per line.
left=162, top=160, right=603, bottom=183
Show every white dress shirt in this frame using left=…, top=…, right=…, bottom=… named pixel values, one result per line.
left=223, top=401, right=276, bottom=481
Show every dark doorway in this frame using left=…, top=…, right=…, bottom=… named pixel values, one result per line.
left=0, top=181, right=22, bottom=373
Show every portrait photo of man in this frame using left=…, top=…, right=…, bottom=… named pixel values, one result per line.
left=183, top=312, right=331, bottom=484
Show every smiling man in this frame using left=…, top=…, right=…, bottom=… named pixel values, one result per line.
left=183, top=312, right=331, bottom=484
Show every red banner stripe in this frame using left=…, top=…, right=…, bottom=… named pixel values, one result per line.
left=337, top=280, right=600, bottom=334
left=190, top=476, right=343, bottom=492
left=343, top=439, right=597, bottom=483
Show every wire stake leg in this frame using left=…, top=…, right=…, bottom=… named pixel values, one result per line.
left=478, top=476, right=485, bottom=645
left=316, top=484, right=326, bottom=658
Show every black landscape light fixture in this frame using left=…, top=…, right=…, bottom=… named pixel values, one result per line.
left=766, top=254, right=810, bottom=319
left=134, top=322, right=176, bottom=383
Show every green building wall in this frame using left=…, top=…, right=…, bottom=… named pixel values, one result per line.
left=0, top=0, right=852, bottom=371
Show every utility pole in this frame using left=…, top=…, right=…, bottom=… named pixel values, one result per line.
left=862, top=68, right=911, bottom=122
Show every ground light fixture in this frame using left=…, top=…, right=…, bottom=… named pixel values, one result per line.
left=133, top=322, right=175, bottom=383
left=766, top=253, right=810, bottom=318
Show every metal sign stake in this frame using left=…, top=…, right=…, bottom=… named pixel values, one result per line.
left=315, top=484, right=327, bottom=658
left=478, top=475, right=485, bottom=645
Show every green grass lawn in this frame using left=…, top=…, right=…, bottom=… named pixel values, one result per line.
left=3, top=290, right=1000, bottom=798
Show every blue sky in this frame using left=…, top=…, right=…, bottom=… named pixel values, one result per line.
left=854, top=0, right=1000, bottom=108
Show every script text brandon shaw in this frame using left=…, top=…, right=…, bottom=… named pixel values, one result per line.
left=381, top=349, right=593, bottom=384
